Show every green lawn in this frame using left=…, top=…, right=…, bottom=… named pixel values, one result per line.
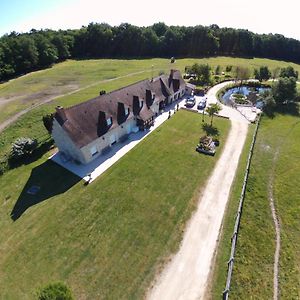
left=210, top=110, right=300, bottom=299
left=1, top=56, right=300, bottom=125
left=0, top=110, right=230, bottom=299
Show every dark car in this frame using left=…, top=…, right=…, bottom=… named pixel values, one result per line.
left=197, top=99, right=207, bottom=110
left=185, top=97, right=196, bottom=108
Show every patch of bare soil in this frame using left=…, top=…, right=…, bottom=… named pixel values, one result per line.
left=0, top=70, right=148, bottom=133
left=269, top=149, right=281, bottom=300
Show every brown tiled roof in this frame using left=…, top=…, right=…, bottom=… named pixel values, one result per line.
left=139, top=106, right=155, bottom=121
left=54, top=70, right=185, bottom=148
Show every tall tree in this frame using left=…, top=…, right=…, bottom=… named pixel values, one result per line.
left=272, top=77, right=297, bottom=105
left=206, top=103, right=222, bottom=126
left=51, top=33, right=73, bottom=60
left=191, top=63, right=211, bottom=85
left=34, top=34, right=58, bottom=67
left=254, top=66, right=271, bottom=82
left=279, top=66, right=298, bottom=79
left=235, top=66, right=250, bottom=85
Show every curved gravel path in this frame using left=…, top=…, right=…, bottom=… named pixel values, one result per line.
left=147, top=82, right=250, bottom=300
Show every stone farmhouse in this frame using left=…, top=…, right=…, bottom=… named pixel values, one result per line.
left=51, top=70, right=187, bottom=164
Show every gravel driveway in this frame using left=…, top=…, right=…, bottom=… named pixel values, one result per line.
left=147, top=82, right=249, bottom=300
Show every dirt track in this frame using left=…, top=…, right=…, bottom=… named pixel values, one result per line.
left=0, top=70, right=149, bottom=133
left=147, top=117, right=249, bottom=300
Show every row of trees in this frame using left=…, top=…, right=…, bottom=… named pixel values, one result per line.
left=2, top=22, right=300, bottom=81
left=185, top=63, right=299, bottom=87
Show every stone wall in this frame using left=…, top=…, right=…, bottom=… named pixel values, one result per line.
left=52, top=119, right=86, bottom=163
left=80, top=118, right=136, bottom=164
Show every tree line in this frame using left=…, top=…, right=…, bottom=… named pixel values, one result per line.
left=2, top=22, right=300, bottom=81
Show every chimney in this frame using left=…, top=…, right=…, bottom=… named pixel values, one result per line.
left=169, top=69, right=175, bottom=79
left=55, top=106, right=67, bottom=123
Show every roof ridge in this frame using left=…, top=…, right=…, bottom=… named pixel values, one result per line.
left=65, top=78, right=151, bottom=111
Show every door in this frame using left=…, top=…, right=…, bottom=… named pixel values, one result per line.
left=126, top=124, right=132, bottom=134
left=110, top=134, right=116, bottom=145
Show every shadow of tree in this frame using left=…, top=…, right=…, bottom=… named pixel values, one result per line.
left=276, top=102, right=300, bottom=117
left=11, top=160, right=80, bottom=221
left=202, top=123, right=220, bottom=136
left=264, top=102, right=300, bottom=119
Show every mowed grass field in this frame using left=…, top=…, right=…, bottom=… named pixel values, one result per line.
left=1, top=56, right=300, bottom=125
left=0, top=110, right=230, bottom=299
left=210, top=111, right=300, bottom=299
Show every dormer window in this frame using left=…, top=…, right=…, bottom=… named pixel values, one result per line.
left=107, top=117, right=112, bottom=126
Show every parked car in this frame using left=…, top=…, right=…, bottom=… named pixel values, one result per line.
left=185, top=97, right=196, bottom=108
left=197, top=99, right=207, bottom=110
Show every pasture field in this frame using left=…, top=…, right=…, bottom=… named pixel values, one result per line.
left=0, top=110, right=230, bottom=299
left=1, top=56, right=300, bottom=299
left=1, top=56, right=300, bottom=125
left=210, top=110, right=300, bottom=299
left=1, top=56, right=300, bottom=163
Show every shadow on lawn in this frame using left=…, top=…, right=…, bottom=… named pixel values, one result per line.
left=11, top=160, right=80, bottom=221
left=265, top=102, right=300, bottom=119
left=202, top=123, right=220, bottom=136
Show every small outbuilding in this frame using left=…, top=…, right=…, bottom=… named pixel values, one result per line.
left=185, top=82, right=196, bottom=95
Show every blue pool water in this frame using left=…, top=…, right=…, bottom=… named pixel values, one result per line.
left=222, top=86, right=269, bottom=107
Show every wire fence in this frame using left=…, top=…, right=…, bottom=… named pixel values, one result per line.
left=222, top=115, right=261, bottom=300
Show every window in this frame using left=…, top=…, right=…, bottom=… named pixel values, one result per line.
left=124, top=106, right=129, bottom=115
left=90, top=145, right=98, bottom=156
left=107, top=117, right=112, bottom=126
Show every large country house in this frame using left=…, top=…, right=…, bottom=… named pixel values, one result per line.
left=51, top=70, right=186, bottom=164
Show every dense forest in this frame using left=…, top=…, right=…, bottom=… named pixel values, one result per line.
left=1, top=22, right=300, bottom=81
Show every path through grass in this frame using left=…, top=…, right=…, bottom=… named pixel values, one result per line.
left=210, top=110, right=300, bottom=299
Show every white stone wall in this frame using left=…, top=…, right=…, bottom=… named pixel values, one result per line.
left=80, top=118, right=136, bottom=164
left=151, top=101, right=160, bottom=115
left=52, top=119, right=86, bottom=164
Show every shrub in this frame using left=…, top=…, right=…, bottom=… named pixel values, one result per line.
left=99, top=90, right=106, bottom=95
left=0, top=158, right=8, bottom=175
left=225, top=65, right=232, bottom=72
left=37, top=282, right=73, bottom=300
left=42, top=114, right=54, bottom=134
left=10, top=137, right=38, bottom=161
left=215, top=65, right=221, bottom=75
